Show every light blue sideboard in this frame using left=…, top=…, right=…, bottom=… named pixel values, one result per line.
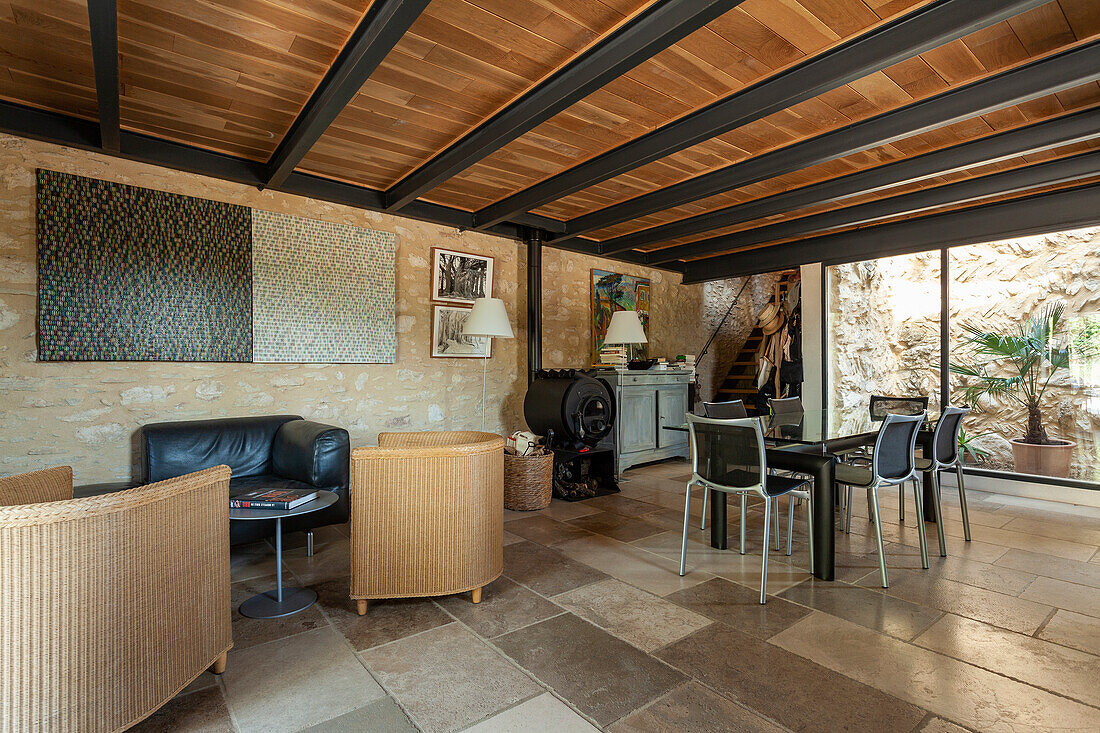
left=596, top=369, right=691, bottom=476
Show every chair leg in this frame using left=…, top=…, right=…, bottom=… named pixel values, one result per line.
left=739, top=494, right=747, bottom=555
left=773, top=498, right=781, bottom=551
left=471, top=587, right=482, bottom=604
left=956, top=464, right=972, bottom=541
left=760, top=499, right=771, bottom=605
left=845, top=485, right=853, bottom=534
left=931, top=471, right=947, bottom=557
left=912, top=477, right=929, bottom=569
left=357, top=599, right=369, bottom=616
left=210, top=651, right=227, bottom=675
left=899, top=482, right=905, bottom=522
left=306, top=529, right=315, bottom=557
left=680, top=484, right=692, bottom=576
left=786, top=495, right=795, bottom=556
left=870, top=487, right=889, bottom=588
left=700, top=485, right=708, bottom=530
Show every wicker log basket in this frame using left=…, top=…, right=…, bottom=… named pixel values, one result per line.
left=503, top=448, right=553, bottom=511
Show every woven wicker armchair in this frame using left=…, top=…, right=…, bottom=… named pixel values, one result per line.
left=0, top=465, right=233, bottom=733
left=350, top=431, right=505, bottom=614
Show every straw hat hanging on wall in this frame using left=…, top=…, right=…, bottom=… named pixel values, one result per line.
left=757, top=300, right=786, bottom=335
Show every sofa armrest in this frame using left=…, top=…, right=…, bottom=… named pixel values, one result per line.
left=273, top=420, right=350, bottom=489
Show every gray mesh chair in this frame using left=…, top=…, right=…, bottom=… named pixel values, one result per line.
left=843, top=394, right=930, bottom=521
left=681, top=415, right=813, bottom=604
left=834, top=413, right=934, bottom=588
left=703, top=400, right=748, bottom=419
left=912, top=405, right=972, bottom=543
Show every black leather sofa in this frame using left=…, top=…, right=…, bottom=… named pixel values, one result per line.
left=140, top=415, right=350, bottom=545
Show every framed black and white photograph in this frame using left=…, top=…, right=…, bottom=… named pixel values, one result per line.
left=431, top=247, right=493, bottom=304
left=431, top=305, right=491, bottom=358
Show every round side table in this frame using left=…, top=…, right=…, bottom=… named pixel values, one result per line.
left=229, top=490, right=339, bottom=619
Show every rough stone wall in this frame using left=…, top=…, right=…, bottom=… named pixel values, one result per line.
left=0, top=134, right=709, bottom=483
left=828, top=229, right=1100, bottom=481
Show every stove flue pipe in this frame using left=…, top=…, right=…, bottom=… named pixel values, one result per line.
left=526, top=228, right=543, bottom=385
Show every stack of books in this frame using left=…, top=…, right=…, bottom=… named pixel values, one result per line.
left=230, top=488, right=319, bottom=510
left=676, top=354, right=697, bottom=375
left=596, top=345, right=628, bottom=368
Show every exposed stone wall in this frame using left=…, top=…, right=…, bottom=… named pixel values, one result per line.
left=828, top=229, right=1100, bottom=482
left=0, top=134, right=710, bottom=483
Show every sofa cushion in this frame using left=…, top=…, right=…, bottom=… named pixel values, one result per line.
left=141, top=415, right=302, bottom=483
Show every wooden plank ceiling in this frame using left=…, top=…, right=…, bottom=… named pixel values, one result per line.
left=1, top=0, right=1098, bottom=280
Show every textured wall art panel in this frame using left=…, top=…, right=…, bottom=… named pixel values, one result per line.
left=36, top=169, right=253, bottom=361
left=252, top=210, right=396, bottom=363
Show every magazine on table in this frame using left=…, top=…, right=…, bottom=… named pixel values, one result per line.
left=230, top=488, right=319, bottom=510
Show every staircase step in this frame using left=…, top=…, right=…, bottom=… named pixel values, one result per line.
left=718, top=387, right=757, bottom=395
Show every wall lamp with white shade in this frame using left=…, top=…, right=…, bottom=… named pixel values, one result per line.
left=462, top=297, right=514, bottom=431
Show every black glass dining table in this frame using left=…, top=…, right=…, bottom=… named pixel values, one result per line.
left=663, top=408, right=939, bottom=581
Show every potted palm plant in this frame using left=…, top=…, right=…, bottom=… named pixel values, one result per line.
left=950, top=303, right=1075, bottom=477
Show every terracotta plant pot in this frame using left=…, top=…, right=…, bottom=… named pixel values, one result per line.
left=1010, top=438, right=1075, bottom=478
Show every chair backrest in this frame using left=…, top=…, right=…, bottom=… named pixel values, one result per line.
left=769, top=396, right=803, bottom=415
left=703, top=400, right=747, bottom=419
left=933, top=406, right=969, bottom=466
left=871, top=413, right=925, bottom=482
left=869, top=394, right=928, bottom=419
left=686, top=415, right=767, bottom=497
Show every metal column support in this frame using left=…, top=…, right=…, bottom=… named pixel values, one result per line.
left=526, top=229, right=543, bottom=385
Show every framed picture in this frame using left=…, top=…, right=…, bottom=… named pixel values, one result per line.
left=591, top=269, right=650, bottom=362
left=432, top=247, right=493, bottom=304
left=431, top=305, right=491, bottom=358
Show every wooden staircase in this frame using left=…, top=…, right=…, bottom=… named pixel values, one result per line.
left=714, top=270, right=799, bottom=414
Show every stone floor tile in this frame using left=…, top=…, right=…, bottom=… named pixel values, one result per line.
left=436, top=575, right=564, bottom=638
left=178, top=670, right=218, bottom=696
left=230, top=574, right=328, bottom=651
left=494, top=613, right=686, bottom=727
left=230, top=541, right=279, bottom=583
left=856, top=567, right=1054, bottom=634
left=298, top=696, right=417, bottom=733
left=567, top=510, right=667, bottom=543
left=918, top=716, right=974, bottom=732
left=920, top=555, right=1036, bottom=596
left=281, top=537, right=351, bottom=586
left=554, top=578, right=711, bottom=652
left=1000, top=516, right=1100, bottom=546
left=462, top=693, right=599, bottom=732
left=275, top=525, right=347, bottom=552
left=579, top=493, right=664, bottom=517
left=994, top=548, right=1100, bottom=589
left=503, top=540, right=608, bottom=596
left=222, top=626, right=386, bottom=733
left=361, top=623, right=540, bottom=733
left=941, top=523, right=1095, bottom=562
left=505, top=514, right=595, bottom=547
left=664, top=577, right=810, bottom=641
left=129, top=686, right=233, bottom=733
left=314, top=578, right=452, bottom=651
left=656, top=622, right=925, bottom=732
left=556, top=534, right=714, bottom=597
left=539, top=499, right=602, bottom=522
left=770, top=612, right=1100, bottom=733
left=609, top=681, right=785, bottom=733
left=502, top=530, right=524, bottom=545
left=1019, top=575, right=1100, bottom=617
left=1037, top=608, right=1100, bottom=656
left=778, top=577, right=943, bottom=640
left=913, top=613, right=1100, bottom=707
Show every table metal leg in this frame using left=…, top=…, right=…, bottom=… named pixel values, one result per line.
left=922, top=468, right=937, bottom=522
left=240, top=516, right=319, bottom=619
left=275, top=517, right=283, bottom=603
left=812, top=459, right=835, bottom=581
left=709, top=489, right=727, bottom=550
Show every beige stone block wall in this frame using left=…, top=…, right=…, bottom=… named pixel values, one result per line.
left=0, top=134, right=712, bottom=484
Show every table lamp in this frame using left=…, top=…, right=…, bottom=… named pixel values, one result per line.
left=603, top=309, right=648, bottom=363
left=462, top=297, right=514, bottom=431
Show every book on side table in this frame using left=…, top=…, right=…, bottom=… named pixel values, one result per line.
left=230, top=488, right=319, bottom=510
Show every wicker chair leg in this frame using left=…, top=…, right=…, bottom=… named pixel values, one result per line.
left=210, top=652, right=227, bottom=675
left=471, top=587, right=482, bottom=604
left=357, top=599, right=369, bottom=616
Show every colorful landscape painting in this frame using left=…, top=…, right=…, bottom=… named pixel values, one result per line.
left=591, top=269, right=650, bottom=362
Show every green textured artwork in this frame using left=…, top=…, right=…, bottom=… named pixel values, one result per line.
left=36, top=169, right=253, bottom=361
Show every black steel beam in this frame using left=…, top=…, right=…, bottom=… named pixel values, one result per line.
left=564, top=40, right=1100, bottom=240
left=383, top=0, right=741, bottom=211
left=87, top=0, right=120, bottom=152
left=680, top=183, right=1100, bottom=283
left=0, top=100, right=678, bottom=271
left=472, top=0, right=1052, bottom=230
left=263, top=0, right=431, bottom=189
left=653, top=150, right=1100, bottom=263
left=602, top=106, right=1100, bottom=256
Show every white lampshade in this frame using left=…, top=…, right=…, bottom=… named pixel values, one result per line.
left=603, top=309, right=647, bottom=344
left=462, top=297, right=514, bottom=338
